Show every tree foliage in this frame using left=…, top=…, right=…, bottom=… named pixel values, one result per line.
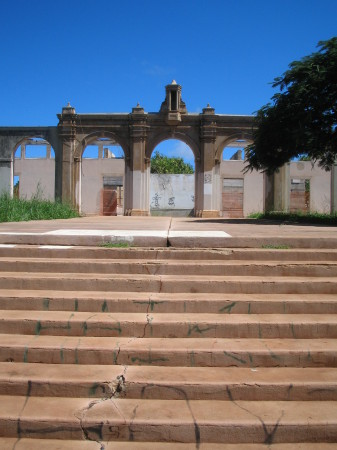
left=150, top=151, right=194, bottom=174
left=245, top=37, right=337, bottom=174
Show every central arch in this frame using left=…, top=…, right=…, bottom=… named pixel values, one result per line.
left=148, top=138, right=196, bottom=217
left=146, top=131, right=201, bottom=216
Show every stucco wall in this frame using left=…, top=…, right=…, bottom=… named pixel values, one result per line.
left=220, top=161, right=264, bottom=216
left=150, top=174, right=195, bottom=215
left=290, top=161, right=331, bottom=213
left=10, top=156, right=333, bottom=216
left=81, top=158, right=125, bottom=215
left=14, top=158, right=55, bottom=200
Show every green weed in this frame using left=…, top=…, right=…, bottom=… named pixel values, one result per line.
left=99, top=242, right=130, bottom=248
left=248, top=211, right=337, bottom=225
left=261, top=244, right=291, bottom=249
left=0, top=192, right=80, bottom=222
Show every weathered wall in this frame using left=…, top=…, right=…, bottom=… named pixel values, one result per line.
left=150, top=174, right=195, bottom=216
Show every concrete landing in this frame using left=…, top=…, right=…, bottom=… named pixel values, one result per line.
left=0, top=216, right=336, bottom=247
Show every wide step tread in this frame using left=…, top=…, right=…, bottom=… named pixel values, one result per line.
left=0, top=272, right=336, bottom=294
left=1, top=334, right=337, bottom=366
left=1, top=257, right=337, bottom=276
left=1, top=363, right=337, bottom=400
left=1, top=396, right=337, bottom=443
left=1, top=310, right=337, bottom=338
left=0, top=290, right=336, bottom=313
left=0, top=440, right=336, bottom=449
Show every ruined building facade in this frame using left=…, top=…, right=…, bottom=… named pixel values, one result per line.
left=1, top=82, right=336, bottom=216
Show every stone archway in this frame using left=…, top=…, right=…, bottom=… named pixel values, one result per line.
left=148, top=138, right=196, bottom=217
left=0, top=82, right=259, bottom=217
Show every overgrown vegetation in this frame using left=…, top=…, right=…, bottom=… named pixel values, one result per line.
left=248, top=211, right=337, bottom=225
left=0, top=192, right=80, bottom=222
left=151, top=151, right=194, bottom=174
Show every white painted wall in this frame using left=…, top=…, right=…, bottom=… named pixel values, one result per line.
left=150, top=174, right=195, bottom=211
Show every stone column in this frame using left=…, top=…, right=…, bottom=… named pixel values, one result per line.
left=21, top=143, right=26, bottom=159
left=57, top=103, right=77, bottom=208
left=129, top=104, right=149, bottom=216
left=199, top=105, right=220, bottom=218
left=46, top=144, right=51, bottom=159
left=273, top=163, right=290, bottom=212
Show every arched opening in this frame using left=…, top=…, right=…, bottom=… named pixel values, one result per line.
left=150, top=139, right=195, bottom=216
left=220, top=137, right=262, bottom=217
left=81, top=137, right=125, bottom=215
left=13, top=137, right=55, bottom=200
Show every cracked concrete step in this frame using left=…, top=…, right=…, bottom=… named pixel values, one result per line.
left=1, top=310, right=337, bottom=339
left=2, top=245, right=337, bottom=260
left=0, top=441, right=336, bottom=450
left=1, top=363, right=337, bottom=401
left=1, top=396, right=337, bottom=443
left=0, top=290, right=336, bottom=314
left=2, top=257, right=337, bottom=277
left=1, top=334, right=336, bottom=367
left=0, top=272, right=336, bottom=294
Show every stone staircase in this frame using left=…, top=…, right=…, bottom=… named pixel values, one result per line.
left=0, top=245, right=337, bottom=449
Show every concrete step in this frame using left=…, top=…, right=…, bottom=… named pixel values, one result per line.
left=1, top=245, right=337, bottom=261
left=1, top=257, right=337, bottom=277
left=1, top=334, right=336, bottom=367
left=1, top=396, right=336, bottom=443
left=0, top=290, right=336, bottom=314
left=1, top=363, right=337, bottom=401
left=1, top=440, right=336, bottom=450
left=0, top=272, right=336, bottom=293
left=1, top=310, right=337, bottom=339
left=0, top=244, right=336, bottom=446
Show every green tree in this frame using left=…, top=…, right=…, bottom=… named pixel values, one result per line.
left=245, top=37, right=337, bottom=174
left=150, top=151, right=194, bottom=174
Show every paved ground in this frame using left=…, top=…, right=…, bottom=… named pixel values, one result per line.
left=0, top=216, right=336, bottom=247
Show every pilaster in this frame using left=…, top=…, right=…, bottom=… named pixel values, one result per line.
left=57, top=103, right=77, bottom=208
left=198, top=105, right=220, bottom=218
left=0, top=157, right=12, bottom=195
left=128, top=104, right=150, bottom=216
left=273, top=163, right=290, bottom=212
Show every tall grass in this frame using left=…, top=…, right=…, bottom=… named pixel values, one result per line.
left=0, top=192, right=80, bottom=223
left=248, top=211, right=337, bottom=225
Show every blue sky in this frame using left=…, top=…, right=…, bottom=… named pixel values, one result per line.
left=2, top=0, right=337, bottom=164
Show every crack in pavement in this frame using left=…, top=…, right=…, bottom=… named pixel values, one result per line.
left=141, top=298, right=154, bottom=338
left=74, top=366, right=128, bottom=448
